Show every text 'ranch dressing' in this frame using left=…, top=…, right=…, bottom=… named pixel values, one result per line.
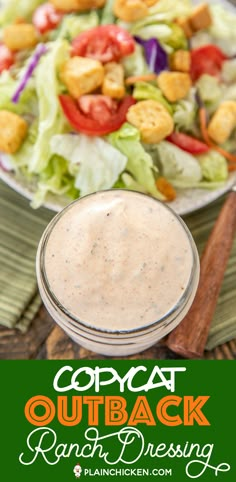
left=43, top=190, right=194, bottom=332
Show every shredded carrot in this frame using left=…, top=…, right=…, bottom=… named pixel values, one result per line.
left=156, top=177, right=177, bottom=201
left=228, top=164, right=236, bottom=172
left=125, top=74, right=157, bottom=85
left=199, top=107, right=236, bottom=164
left=199, top=107, right=210, bottom=145
left=213, top=146, right=236, bottom=163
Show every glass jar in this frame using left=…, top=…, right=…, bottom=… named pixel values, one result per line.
left=36, top=190, right=200, bottom=357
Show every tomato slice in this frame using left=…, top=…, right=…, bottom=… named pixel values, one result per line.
left=167, top=132, right=209, bottom=154
left=78, top=95, right=118, bottom=124
left=0, top=43, right=14, bottom=73
left=190, top=45, right=228, bottom=82
left=72, top=25, right=135, bottom=63
left=33, top=3, right=63, bottom=34
left=59, top=94, right=136, bottom=136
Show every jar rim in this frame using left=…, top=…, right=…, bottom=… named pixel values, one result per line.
left=37, top=189, right=200, bottom=336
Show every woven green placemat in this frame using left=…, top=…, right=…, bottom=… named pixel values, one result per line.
left=0, top=181, right=53, bottom=332
left=0, top=180, right=235, bottom=348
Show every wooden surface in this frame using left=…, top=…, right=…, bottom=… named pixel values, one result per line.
left=0, top=304, right=236, bottom=360
left=167, top=191, right=236, bottom=358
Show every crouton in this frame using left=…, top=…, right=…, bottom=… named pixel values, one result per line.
left=3, top=24, right=38, bottom=51
left=207, top=101, right=236, bottom=144
left=0, top=111, right=28, bottom=153
left=50, top=0, right=105, bottom=11
left=170, top=50, right=191, bottom=73
left=189, top=3, right=212, bottom=32
left=102, top=62, right=125, bottom=99
left=175, top=17, right=193, bottom=39
left=126, top=100, right=174, bottom=143
left=157, top=71, right=191, bottom=102
left=113, top=0, right=148, bottom=23
left=144, top=0, right=159, bottom=5
left=60, top=56, right=104, bottom=98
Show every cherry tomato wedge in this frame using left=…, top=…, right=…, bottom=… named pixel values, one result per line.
left=33, top=3, right=63, bottom=34
left=190, top=45, right=228, bottom=82
left=59, top=94, right=136, bottom=136
left=167, top=132, right=210, bottom=154
left=78, top=95, right=118, bottom=124
left=0, top=43, right=14, bottom=73
left=71, top=25, right=135, bottom=63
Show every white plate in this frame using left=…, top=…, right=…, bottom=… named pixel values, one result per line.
left=1, top=168, right=235, bottom=216
left=0, top=0, right=236, bottom=216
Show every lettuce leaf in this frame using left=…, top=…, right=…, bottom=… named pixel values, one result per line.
left=222, top=59, right=236, bottom=84
left=198, top=150, right=228, bottom=182
left=170, top=179, right=225, bottom=190
left=119, top=1, right=190, bottom=52
left=148, top=0, right=191, bottom=21
left=196, top=75, right=221, bottom=108
left=133, top=81, right=173, bottom=113
left=28, top=39, right=69, bottom=174
left=0, top=0, right=44, bottom=26
left=50, top=133, right=127, bottom=196
left=56, top=12, right=99, bottom=41
left=148, top=141, right=202, bottom=184
left=222, top=84, right=236, bottom=102
left=100, top=0, right=115, bottom=25
left=0, top=71, right=37, bottom=116
left=10, top=121, right=38, bottom=168
left=108, top=123, right=165, bottom=200
left=121, top=172, right=147, bottom=193
left=173, top=88, right=197, bottom=132
left=122, top=44, right=149, bottom=77
left=31, top=155, right=79, bottom=209
left=209, top=4, right=236, bottom=55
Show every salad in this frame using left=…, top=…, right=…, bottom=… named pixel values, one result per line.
left=0, top=0, right=236, bottom=208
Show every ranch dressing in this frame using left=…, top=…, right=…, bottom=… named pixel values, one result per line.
left=44, top=190, right=194, bottom=331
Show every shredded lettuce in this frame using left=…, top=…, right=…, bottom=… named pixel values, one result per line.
left=0, top=0, right=44, bottom=26
left=209, top=4, right=236, bottom=55
left=31, top=155, right=79, bottom=209
left=148, top=0, right=191, bottom=21
left=100, top=0, right=115, bottom=25
left=221, top=134, right=236, bottom=153
left=151, top=142, right=227, bottom=191
left=29, top=40, right=69, bottom=174
left=0, top=71, right=37, bottom=115
left=198, top=150, right=228, bottom=182
left=130, top=23, right=187, bottom=53
left=118, top=0, right=190, bottom=52
left=196, top=75, right=221, bottom=108
left=222, top=59, right=236, bottom=84
left=122, top=44, right=149, bottom=77
left=222, top=84, right=236, bottom=102
left=165, top=23, right=188, bottom=50
left=190, top=31, right=212, bottom=50
left=108, top=123, right=165, bottom=200
left=121, top=172, right=147, bottom=194
left=133, top=81, right=172, bottom=113
left=131, top=23, right=173, bottom=42
left=170, top=179, right=226, bottom=190
left=50, top=134, right=127, bottom=196
left=56, top=12, right=99, bottom=41
left=10, top=121, right=38, bottom=169
left=173, top=88, right=197, bottom=132
left=149, top=141, right=202, bottom=185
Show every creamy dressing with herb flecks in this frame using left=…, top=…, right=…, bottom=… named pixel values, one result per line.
left=44, top=190, right=193, bottom=331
